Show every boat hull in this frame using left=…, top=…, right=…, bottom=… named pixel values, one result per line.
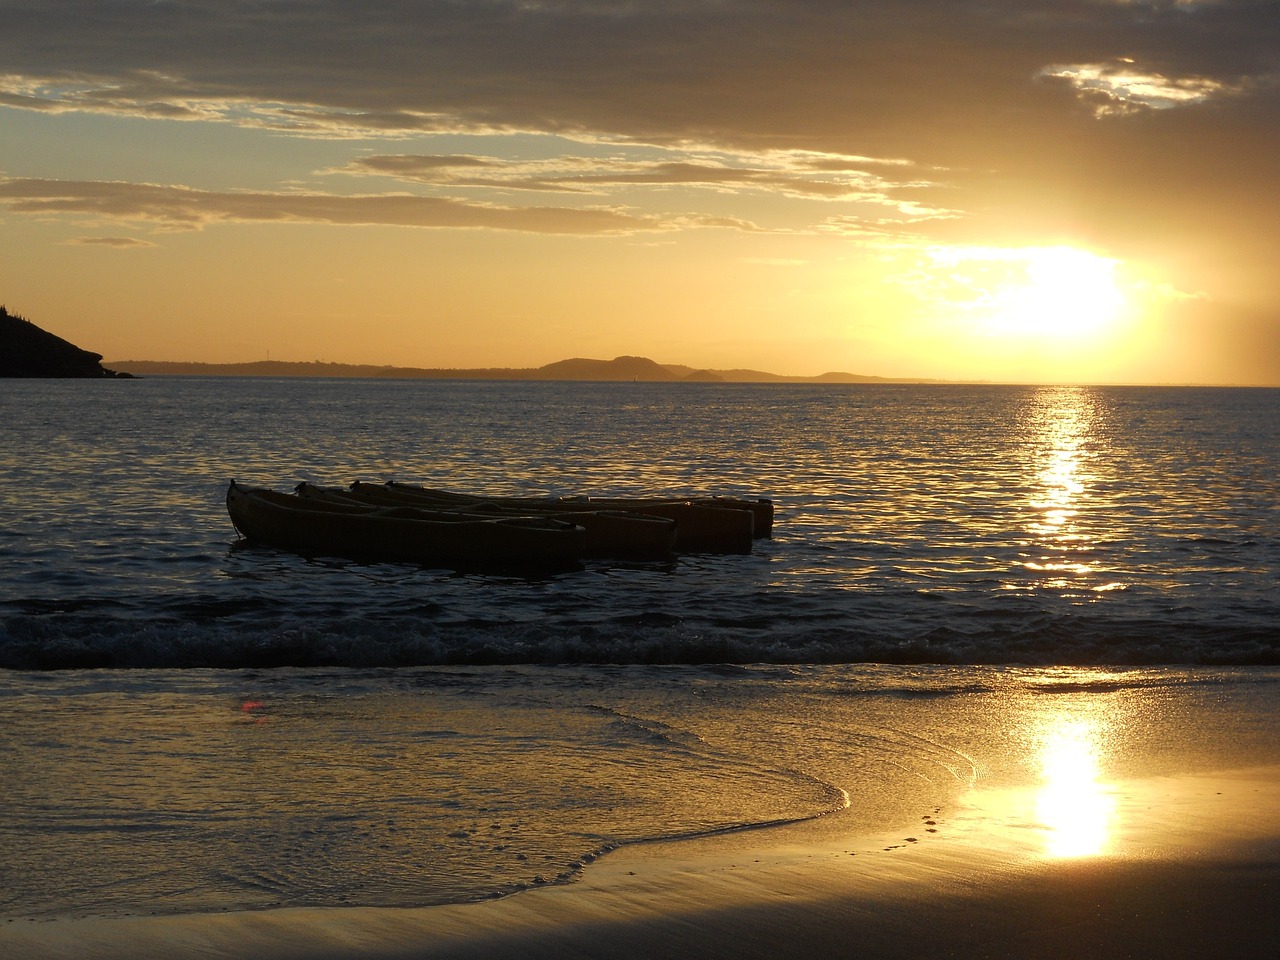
left=226, top=482, right=585, bottom=570
left=375, top=482, right=757, bottom=554
left=329, top=482, right=680, bottom=559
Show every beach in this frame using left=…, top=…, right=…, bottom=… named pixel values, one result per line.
left=7, top=768, right=1277, bottom=959
left=6, top=672, right=1278, bottom=960
left=408, top=767, right=1280, bottom=960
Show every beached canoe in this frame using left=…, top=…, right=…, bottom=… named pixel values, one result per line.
left=373, top=482, right=761, bottom=554
left=301, top=483, right=679, bottom=560
left=226, top=481, right=586, bottom=569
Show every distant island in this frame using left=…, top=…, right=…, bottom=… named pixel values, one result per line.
left=108, top=354, right=932, bottom=384
left=0, top=306, right=131, bottom=378
left=1, top=306, right=933, bottom=383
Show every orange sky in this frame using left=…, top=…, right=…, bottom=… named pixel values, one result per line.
left=1, top=1, right=1277, bottom=384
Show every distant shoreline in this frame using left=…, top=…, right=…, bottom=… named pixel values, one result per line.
left=99, top=361, right=1274, bottom=388
left=105, top=355, right=942, bottom=384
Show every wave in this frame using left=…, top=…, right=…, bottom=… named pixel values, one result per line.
left=4, top=606, right=1278, bottom=671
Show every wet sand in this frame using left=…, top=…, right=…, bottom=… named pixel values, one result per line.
left=7, top=765, right=1278, bottom=960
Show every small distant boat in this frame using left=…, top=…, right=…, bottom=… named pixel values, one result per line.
left=374, top=482, right=768, bottom=554
left=298, top=483, right=679, bottom=560
left=226, top=481, right=586, bottom=570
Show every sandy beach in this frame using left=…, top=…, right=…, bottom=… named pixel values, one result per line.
left=7, top=762, right=1278, bottom=960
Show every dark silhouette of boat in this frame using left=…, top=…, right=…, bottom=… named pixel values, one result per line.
left=226, top=481, right=586, bottom=570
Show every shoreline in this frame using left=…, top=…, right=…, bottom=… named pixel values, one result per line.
left=8, top=765, right=1278, bottom=960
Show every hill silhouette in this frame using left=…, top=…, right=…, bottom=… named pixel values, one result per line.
left=110, top=355, right=921, bottom=383
left=0, top=307, right=131, bottom=378
left=535, top=355, right=700, bottom=381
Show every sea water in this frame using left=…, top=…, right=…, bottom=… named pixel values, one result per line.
left=3, top=378, right=1277, bottom=668
left=1, top=378, right=1278, bottom=918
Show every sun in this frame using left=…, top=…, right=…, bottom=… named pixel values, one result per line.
left=919, top=244, right=1129, bottom=342
left=988, top=247, right=1126, bottom=339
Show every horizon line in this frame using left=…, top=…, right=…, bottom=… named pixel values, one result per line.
left=102, top=357, right=1274, bottom=389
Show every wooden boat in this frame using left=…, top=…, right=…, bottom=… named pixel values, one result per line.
left=572, top=495, right=772, bottom=539
left=370, top=483, right=771, bottom=538
left=299, top=483, right=679, bottom=560
left=226, top=481, right=586, bottom=569
left=375, top=482, right=761, bottom=554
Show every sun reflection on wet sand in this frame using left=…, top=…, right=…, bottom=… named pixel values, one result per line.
left=945, top=675, right=1133, bottom=862
left=1034, top=715, right=1117, bottom=857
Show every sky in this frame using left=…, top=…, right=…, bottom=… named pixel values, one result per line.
left=1, top=0, right=1278, bottom=384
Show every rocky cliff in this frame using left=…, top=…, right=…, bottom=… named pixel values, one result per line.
left=0, top=307, right=130, bottom=378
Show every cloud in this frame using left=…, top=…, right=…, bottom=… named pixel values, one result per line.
left=337, top=150, right=952, bottom=215
left=64, top=236, right=157, bottom=248
left=0, top=72, right=232, bottom=123
left=0, top=1, right=1274, bottom=153
left=1040, top=60, right=1246, bottom=116
left=0, top=177, right=673, bottom=234
left=1, top=1, right=1276, bottom=275
left=0, top=73, right=470, bottom=138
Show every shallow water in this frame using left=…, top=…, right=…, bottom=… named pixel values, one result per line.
left=3, top=663, right=1277, bottom=918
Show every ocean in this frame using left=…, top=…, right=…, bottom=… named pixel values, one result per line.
left=2, top=378, right=1278, bottom=921
left=4, top=378, right=1277, bottom=669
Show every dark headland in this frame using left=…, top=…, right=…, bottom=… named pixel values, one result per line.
left=0, top=307, right=132, bottom=378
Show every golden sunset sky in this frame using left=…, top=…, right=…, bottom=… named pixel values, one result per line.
left=1, top=0, right=1277, bottom=383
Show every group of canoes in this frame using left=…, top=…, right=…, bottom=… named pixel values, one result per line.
left=226, top=479, right=773, bottom=570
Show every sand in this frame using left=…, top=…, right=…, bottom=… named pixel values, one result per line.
left=6, top=765, right=1278, bottom=960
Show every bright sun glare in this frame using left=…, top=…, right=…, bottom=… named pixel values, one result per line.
left=1035, top=717, right=1117, bottom=858
left=925, top=245, right=1127, bottom=341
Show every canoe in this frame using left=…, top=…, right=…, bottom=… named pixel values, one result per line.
left=571, top=495, right=772, bottom=540
left=373, top=482, right=759, bottom=554
left=373, top=483, right=771, bottom=538
left=226, top=481, right=586, bottom=569
left=301, top=483, right=679, bottom=560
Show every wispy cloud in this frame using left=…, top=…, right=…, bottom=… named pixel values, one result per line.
left=64, top=236, right=157, bottom=248
left=338, top=150, right=948, bottom=214
left=0, top=177, right=673, bottom=234
left=0, top=156, right=952, bottom=237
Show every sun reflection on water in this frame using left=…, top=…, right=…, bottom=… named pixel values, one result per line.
left=1028, top=390, right=1094, bottom=583
left=1033, top=713, right=1117, bottom=858
left=1013, top=387, right=1127, bottom=597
